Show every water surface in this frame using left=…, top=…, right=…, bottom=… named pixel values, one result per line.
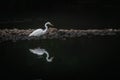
left=0, top=36, right=120, bottom=79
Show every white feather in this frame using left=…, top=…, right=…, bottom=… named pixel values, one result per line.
left=29, top=22, right=53, bottom=37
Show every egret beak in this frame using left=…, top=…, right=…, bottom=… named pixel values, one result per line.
left=50, top=24, right=54, bottom=26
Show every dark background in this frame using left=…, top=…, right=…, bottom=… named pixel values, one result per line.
left=0, top=0, right=120, bottom=79
left=0, top=0, right=120, bottom=29
left=0, top=0, right=120, bottom=13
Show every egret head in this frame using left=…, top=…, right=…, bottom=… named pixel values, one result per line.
left=45, top=22, right=54, bottom=26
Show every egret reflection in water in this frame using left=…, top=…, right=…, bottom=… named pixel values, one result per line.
left=29, top=47, right=54, bottom=62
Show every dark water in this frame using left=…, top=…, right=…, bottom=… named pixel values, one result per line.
left=0, top=36, right=120, bottom=79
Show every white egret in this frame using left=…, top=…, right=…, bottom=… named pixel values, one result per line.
left=29, top=22, right=53, bottom=37
left=29, top=47, right=54, bottom=62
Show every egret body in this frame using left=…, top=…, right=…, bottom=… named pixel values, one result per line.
left=29, top=22, right=53, bottom=37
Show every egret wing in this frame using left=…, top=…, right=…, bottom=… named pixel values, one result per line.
left=29, top=29, right=44, bottom=36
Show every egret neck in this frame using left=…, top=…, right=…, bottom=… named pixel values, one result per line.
left=43, top=23, right=48, bottom=33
